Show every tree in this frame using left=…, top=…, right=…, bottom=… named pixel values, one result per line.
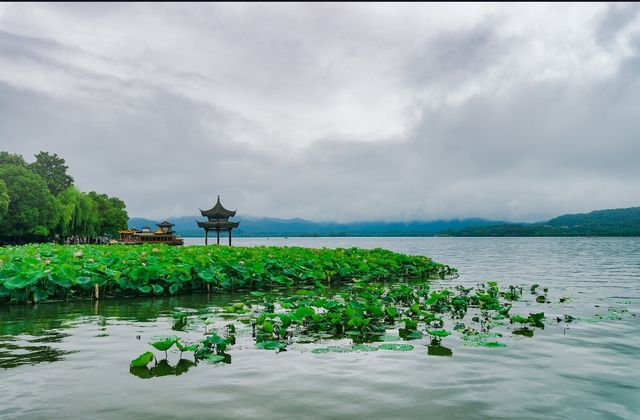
left=0, top=164, right=58, bottom=240
left=0, top=151, right=27, bottom=167
left=56, top=187, right=98, bottom=238
left=29, top=151, right=74, bottom=196
left=88, top=191, right=129, bottom=236
left=0, top=180, right=9, bottom=223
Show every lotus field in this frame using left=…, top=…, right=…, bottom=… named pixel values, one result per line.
left=130, top=279, right=559, bottom=370
left=0, top=244, right=456, bottom=303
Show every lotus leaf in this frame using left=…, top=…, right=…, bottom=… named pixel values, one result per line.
left=149, top=336, right=178, bottom=351
left=378, top=343, right=414, bottom=352
left=256, top=341, right=286, bottom=350
left=131, top=351, right=155, bottom=367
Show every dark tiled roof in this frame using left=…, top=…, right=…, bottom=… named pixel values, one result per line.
left=200, top=195, right=237, bottom=219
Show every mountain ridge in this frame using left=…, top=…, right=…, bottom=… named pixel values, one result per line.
left=127, top=215, right=504, bottom=237
left=129, top=206, right=640, bottom=237
left=440, top=206, right=640, bottom=237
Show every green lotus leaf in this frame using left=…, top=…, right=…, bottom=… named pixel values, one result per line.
left=206, top=354, right=226, bottom=364
left=312, top=346, right=352, bottom=354
left=149, top=336, right=178, bottom=351
left=3, top=275, right=37, bottom=290
left=176, top=341, right=199, bottom=352
left=131, top=351, right=155, bottom=367
left=378, top=343, right=414, bottom=352
left=351, top=344, right=379, bottom=352
left=32, top=288, right=49, bottom=302
left=138, top=285, right=152, bottom=294
left=205, top=333, right=228, bottom=346
left=256, top=340, right=286, bottom=350
left=427, top=329, right=451, bottom=338
left=381, top=335, right=401, bottom=342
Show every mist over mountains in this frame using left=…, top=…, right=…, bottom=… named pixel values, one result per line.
left=130, top=206, right=640, bottom=237
left=127, top=216, right=503, bottom=237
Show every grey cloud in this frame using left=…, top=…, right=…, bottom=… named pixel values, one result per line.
left=0, top=3, right=638, bottom=222
left=596, top=3, right=640, bottom=46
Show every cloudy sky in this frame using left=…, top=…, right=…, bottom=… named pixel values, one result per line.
left=1, top=3, right=639, bottom=222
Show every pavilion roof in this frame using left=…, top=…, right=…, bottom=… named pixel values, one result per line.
left=200, top=195, right=236, bottom=219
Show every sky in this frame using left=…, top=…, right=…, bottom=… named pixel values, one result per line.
left=1, top=3, right=639, bottom=222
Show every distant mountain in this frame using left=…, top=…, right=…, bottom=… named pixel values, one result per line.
left=127, top=216, right=504, bottom=237
left=441, top=207, right=640, bottom=237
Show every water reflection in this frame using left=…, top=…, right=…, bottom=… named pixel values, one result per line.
left=0, top=293, right=242, bottom=371
left=0, top=340, right=76, bottom=369
left=130, top=358, right=198, bottom=379
left=427, top=344, right=453, bottom=357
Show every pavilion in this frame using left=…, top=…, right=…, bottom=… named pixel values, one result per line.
left=196, top=196, right=240, bottom=245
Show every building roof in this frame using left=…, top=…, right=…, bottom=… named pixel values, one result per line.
left=200, top=195, right=237, bottom=219
left=157, top=220, right=174, bottom=228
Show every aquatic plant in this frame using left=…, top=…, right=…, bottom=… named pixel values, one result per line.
left=0, top=244, right=455, bottom=303
left=127, top=279, right=580, bottom=378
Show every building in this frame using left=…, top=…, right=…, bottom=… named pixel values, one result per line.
left=117, top=221, right=184, bottom=245
left=196, top=195, right=240, bottom=245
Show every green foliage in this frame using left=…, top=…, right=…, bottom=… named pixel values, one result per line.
left=0, top=164, right=58, bottom=239
left=0, top=152, right=27, bottom=167
left=0, top=150, right=129, bottom=242
left=378, top=343, right=414, bottom=351
left=131, top=351, right=155, bottom=367
left=56, top=187, right=98, bottom=237
left=124, top=276, right=577, bottom=375
left=87, top=191, right=128, bottom=236
left=29, top=151, right=74, bottom=196
left=0, top=180, right=8, bottom=223
left=0, top=244, right=455, bottom=303
left=149, top=336, right=179, bottom=351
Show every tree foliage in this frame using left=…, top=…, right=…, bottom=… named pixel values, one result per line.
left=56, top=187, right=98, bottom=237
left=0, top=150, right=129, bottom=243
left=88, top=191, right=129, bottom=235
left=0, top=164, right=58, bottom=239
left=0, top=180, right=9, bottom=223
left=29, top=151, right=74, bottom=196
left=0, top=151, right=27, bottom=167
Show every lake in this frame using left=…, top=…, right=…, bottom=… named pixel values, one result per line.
left=1, top=237, right=639, bottom=419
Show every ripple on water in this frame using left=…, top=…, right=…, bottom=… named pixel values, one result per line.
left=1, top=237, right=639, bottom=419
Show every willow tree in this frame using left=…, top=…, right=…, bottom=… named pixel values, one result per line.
left=56, top=187, right=98, bottom=238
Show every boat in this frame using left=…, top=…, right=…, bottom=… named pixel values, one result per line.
left=115, top=221, right=184, bottom=245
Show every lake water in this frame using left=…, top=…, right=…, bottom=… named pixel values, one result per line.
left=1, top=237, right=639, bottom=419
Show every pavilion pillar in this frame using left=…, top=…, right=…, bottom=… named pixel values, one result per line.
left=205, top=229, right=208, bottom=245
left=216, top=228, right=220, bottom=245
left=228, top=229, right=232, bottom=246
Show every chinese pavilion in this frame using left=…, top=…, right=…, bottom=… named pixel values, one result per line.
left=196, top=196, right=240, bottom=245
